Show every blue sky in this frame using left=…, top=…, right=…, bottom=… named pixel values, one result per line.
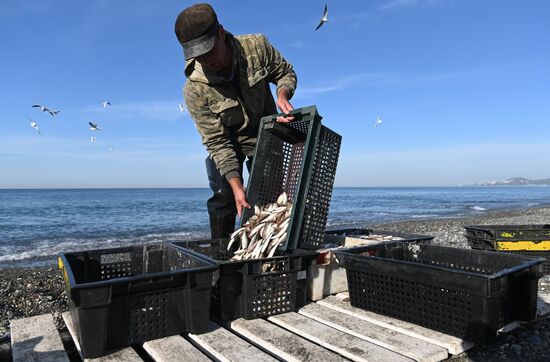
left=1, top=0, right=549, bottom=188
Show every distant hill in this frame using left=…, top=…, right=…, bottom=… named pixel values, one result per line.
left=475, top=177, right=550, bottom=186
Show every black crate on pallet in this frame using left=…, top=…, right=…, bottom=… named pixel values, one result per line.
left=335, top=242, right=543, bottom=344
left=242, top=105, right=341, bottom=251
left=58, top=243, right=217, bottom=359
left=324, top=228, right=434, bottom=246
left=170, top=239, right=317, bottom=321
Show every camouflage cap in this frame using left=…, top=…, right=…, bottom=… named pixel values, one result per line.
left=175, top=3, right=220, bottom=60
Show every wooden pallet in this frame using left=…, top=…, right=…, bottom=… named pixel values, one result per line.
left=10, top=293, right=550, bottom=362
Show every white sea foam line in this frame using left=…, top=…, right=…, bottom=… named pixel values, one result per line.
left=0, top=231, right=207, bottom=261
left=470, top=206, right=486, bottom=211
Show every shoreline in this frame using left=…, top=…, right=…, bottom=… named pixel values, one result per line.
left=3, top=204, right=550, bottom=270
left=2, top=206, right=550, bottom=361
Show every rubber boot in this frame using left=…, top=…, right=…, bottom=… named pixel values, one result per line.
left=210, top=214, right=236, bottom=239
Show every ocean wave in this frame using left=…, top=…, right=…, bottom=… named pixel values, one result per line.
left=469, top=205, right=487, bottom=211
left=410, top=214, right=438, bottom=218
left=0, top=230, right=209, bottom=262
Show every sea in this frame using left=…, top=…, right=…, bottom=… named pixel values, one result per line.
left=1, top=186, right=550, bottom=268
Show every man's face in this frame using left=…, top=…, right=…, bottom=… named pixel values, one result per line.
left=196, top=28, right=231, bottom=72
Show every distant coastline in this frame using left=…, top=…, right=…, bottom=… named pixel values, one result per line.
left=474, top=177, right=550, bottom=186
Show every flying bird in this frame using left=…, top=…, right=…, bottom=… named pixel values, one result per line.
left=89, top=122, right=101, bottom=131
left=102, top=101, right=111, bottom=108
left=27, top=117, right=41, bottom=135
left=90, top=135, right=96, bottom=143
left=32, top=104, right=60, bottom=116
left=374, top=116, right=382, bottom=127
left=315, top=4, right=328, bottom=31
left=179, top=103, right=186, bottom=112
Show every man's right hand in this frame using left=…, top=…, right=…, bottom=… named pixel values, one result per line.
left=228, top=177, right=251, bottom=218
left=276, top=87, right=295, bottom=123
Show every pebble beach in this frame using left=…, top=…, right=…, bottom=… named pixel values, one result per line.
left=1, top=206, right=550, bottom=361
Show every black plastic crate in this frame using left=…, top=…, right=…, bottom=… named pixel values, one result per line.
left=335, top=242, right=543, bottom=344
left=505, top=251, right=550, bottom=275
left=170, top=239, right=317, bottom=321
left=324, top=228, right=434, bottom=246
left=464, top=225, right=550, bottom=275
left=464, top=224, right=550, bottom=250
left=242, top=105, right=341, bottom=251
left=58, top=243, right=217, bottom=358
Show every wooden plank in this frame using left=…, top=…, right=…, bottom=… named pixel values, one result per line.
left=62, top=312, right=142, bottom=362
left=228, top=318, right=348, bottom=362
left=335, top=292, right=350, bottom=300
left=143, top=335, right=211, bottom=362
left=269, top=312, right=414, bottom=362
left=299, top=303, right=448, bottom=362
left=188, top=321, right=275, bottom=362
left=318, top=296, right=473, bottom=355
left=10, top=314, right=69, bottom=362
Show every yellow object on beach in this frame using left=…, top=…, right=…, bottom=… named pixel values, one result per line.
left=58, top=257, right=70, bottom=288
left=496, top=240, right=550, bottom=251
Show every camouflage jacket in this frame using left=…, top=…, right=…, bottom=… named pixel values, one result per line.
left=183, top=33, right=297, bottom=180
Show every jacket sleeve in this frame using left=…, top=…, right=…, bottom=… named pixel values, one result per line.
left=184, top=84, right=241, bottom=180
left=259, top=35, right=297, bottom=99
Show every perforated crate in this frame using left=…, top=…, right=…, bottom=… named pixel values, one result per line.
left=58, top=243, right=217, bottom=358
left=504, top=251, right=550, bottom=275
left=242, top=105, right=341, bottom=251
left=465, top=225, right=550, bottom=275
left=171, top=239, right=317, bottom=321
left=464, top=224, right=550, bottom=251
left=335, top=241, right=543, bottom=344
left=324, top=228, right=434, bottom=247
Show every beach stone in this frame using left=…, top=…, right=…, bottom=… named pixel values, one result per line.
left=530, top=335, right=542, bottom=345
left=511, top=344, right=522, bottom=355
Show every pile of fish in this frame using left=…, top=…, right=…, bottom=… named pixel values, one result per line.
left=228, top=192, right=292, bottom=261
left=353, top=234, right=404, bottom=241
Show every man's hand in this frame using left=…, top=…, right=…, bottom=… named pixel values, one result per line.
left=276, top=87, right=295, bottom=123
left=228, top=177, right=251, bottom=218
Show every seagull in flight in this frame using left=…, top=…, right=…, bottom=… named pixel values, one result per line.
left=179, top=103, right=186, bottom=112
left=89, top=122, right=101, bottom=131
left=102, top=101, right=111, bottom=108
left=90, top=135, right=96, bottom=143
left=315, top=4, right=328, bottom=31
left=374, top=116, right=382, bottom=127
left=32, top=104, right=60, bottom=117
left=27, top=117, right=41, bottom=135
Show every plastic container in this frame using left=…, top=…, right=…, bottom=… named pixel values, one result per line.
left=335, top=241, right=543, bottom=344
left=324, top=228, right=434, bottom=248
left=307, top=229, right=434, bottom=301
left=504, top=251, right=550, bottom=275
left=465, top=225, right=550, bottom=275
left=464, top=224, right=550, bottom=251
left=170, top=239, right=317, bottom=321
left=58, top=243, right=217, bottom=358
left=242, top=105, right=341, bottom=252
